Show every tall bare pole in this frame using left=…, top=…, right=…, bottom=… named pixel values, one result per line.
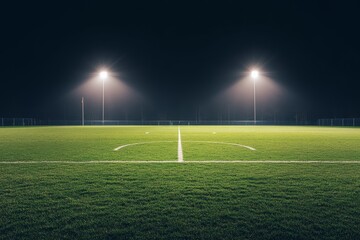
left=253, top=77, right=256, bottom=124
left=250, top=69, right=259, bottom=125
left=98, top=70, right=108, bottom=125
left=102, top=79, right=105, bottom=125
left=81, top=97, right=84, bottom=126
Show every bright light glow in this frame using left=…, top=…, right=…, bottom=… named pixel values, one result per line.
left=99, top=70, right=108, bottom=80
left=251, top=70, right=259, bottom=79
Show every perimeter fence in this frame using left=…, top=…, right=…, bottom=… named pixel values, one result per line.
left=317, top=118, right=360, bottom=127
left=0, top=118, right=317, bottom=126
left=0, top=118, right=35, bottom=126
left=1, top=118, right=359, bottom=126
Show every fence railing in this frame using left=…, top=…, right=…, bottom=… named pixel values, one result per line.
left=0, top=118, right=36, bottom=126
left=317, top=118, right=360, bottom=126
left=1, top=118, right=318, bottom=126
left=38, top=120, right=318, bottom=126
left=1, top=118, right=359, bottom=126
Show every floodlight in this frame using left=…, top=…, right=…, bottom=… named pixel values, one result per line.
left=251, top=70, right=259, bottom=79
left=99, top=70, right=108, bottom=80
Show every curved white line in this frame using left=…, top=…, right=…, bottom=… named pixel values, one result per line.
left=114, top=141, right=176, bottom=151
left=184, top=141, right=256, bottom=151
left=114, top=141, right=256, bottom=151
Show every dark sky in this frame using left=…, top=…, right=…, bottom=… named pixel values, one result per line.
left=1, top=0, right=360, bottom=121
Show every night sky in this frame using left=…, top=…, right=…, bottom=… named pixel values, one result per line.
left=1, top=1, right=360, bottom=121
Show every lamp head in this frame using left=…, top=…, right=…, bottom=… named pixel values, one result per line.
left=99, top=70, right=108, bottom=80
left=251, top=70, right=259, bottom=79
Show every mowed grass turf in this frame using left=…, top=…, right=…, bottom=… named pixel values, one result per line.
left=0, top=126, right=178, bottom=161
left=1, top=126, right=360, bottom=239
left=181, top=126, right=360, bottom=160
left=0, top=126, right=360, bottom=161
left=0, top=164, right=360, bottom=239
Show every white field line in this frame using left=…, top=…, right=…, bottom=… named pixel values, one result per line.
left=114, top=141, right=175, bottom=151
left=114, top=141, right=256, bottom=151
left=186, top=141, right=256, bottom=151
left=178, top=126, right=184, bottom=162
left=1, top=161, right=360, bottom=164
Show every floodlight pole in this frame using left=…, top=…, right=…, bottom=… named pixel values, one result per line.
left=250, top=69, right=259, bottom=125
left=102, top=79, right=105, bottom=125
left=99, top=70, right=108, bottom=125
left=81, top=97, right=84, bottom=126
left=253, top=78, right=256, bottom=125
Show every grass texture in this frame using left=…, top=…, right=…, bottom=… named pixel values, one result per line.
left=1, top=126, right=360, bottom=239
left=1, top=164, right=359, bottom=239
left=0, top=126, right=360, bottom=161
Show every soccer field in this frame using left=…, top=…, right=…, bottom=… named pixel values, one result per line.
left=1, top=126, right=360, bottom=239
left=1, top=126, right=360, bottom=161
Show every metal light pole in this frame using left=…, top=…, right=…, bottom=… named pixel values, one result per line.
left=99, top=70, right=108, bottom=125
left=102, top=78, right=105, bottom=124
left=250, top=70, right=259, bottom=124
left=81, top=97, right=84, bottom=126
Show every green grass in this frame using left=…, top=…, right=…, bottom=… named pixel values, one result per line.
left=1, top=126, right=360, bottom=239
left=181, top=126, right=360, bottom=160
left=0, top=126, right=177, bottom=161
left=0, top=126, right=360, bottom=161
left=1, top=164, right=360, bottom=239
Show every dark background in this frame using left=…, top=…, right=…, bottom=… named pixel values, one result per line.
left=0, top=0, right=359, bottom=121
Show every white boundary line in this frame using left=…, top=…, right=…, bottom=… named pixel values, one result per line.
left=178, top=126, right=184, bottom=162
left=0, top=160, right=359, bottom=164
